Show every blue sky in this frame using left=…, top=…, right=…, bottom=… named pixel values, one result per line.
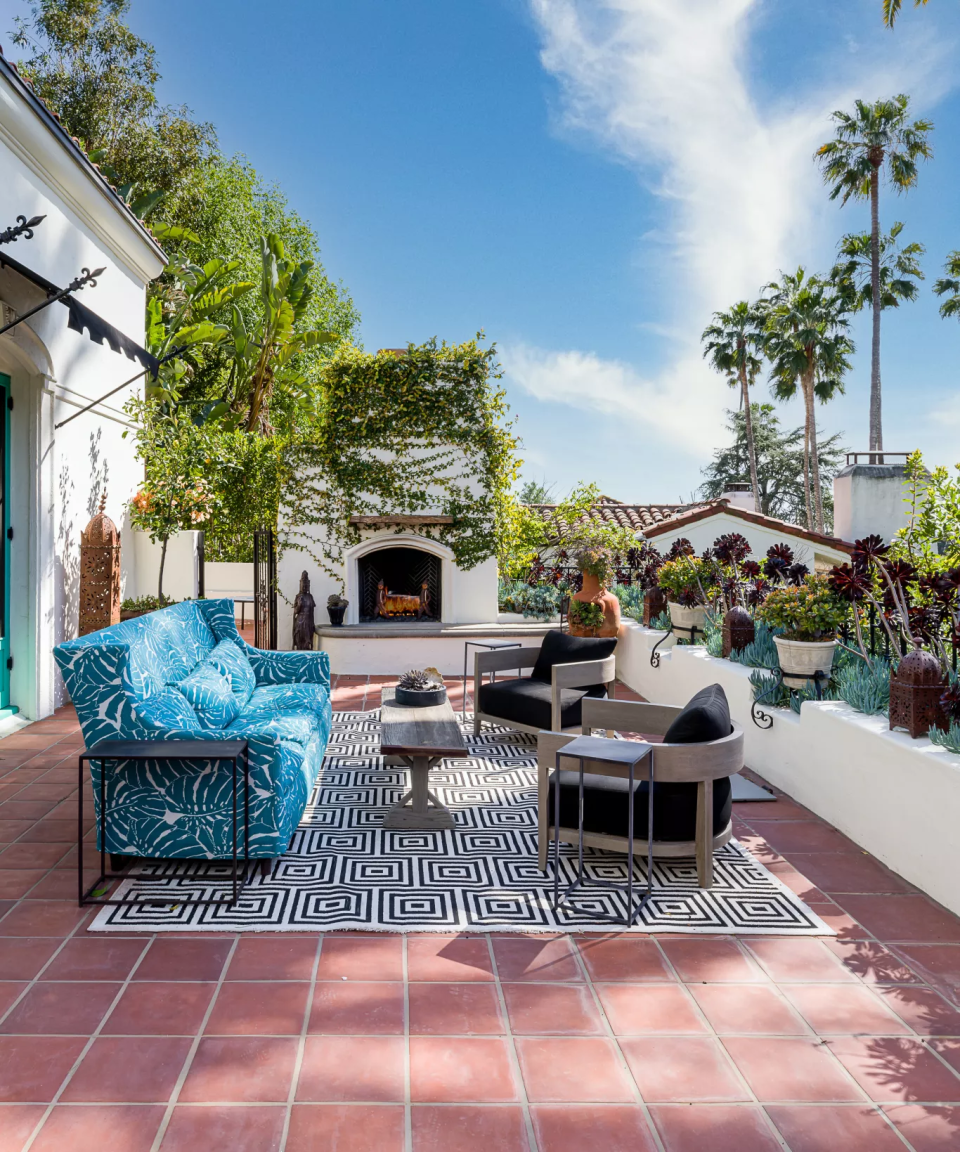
left=5, top=0, right=960, bottom=502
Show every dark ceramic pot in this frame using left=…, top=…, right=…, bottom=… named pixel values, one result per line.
left=327, top=604, right=347, bottom=627
left=395, top=685, right=447, bottom=707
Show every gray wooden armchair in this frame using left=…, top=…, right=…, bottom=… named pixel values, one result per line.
left=473, top=644, right=617, bottom=736
left=537, top=696, right=743, bottom=887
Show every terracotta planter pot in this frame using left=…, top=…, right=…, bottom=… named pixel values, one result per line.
left=774, top=636, right=837, bottom=681
left=569, top=571, right=621, bottom=638
left=668, top=601, right=706, bottom=638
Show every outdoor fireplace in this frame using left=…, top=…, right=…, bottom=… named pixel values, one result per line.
left=358, top=546, right=442, bottom=622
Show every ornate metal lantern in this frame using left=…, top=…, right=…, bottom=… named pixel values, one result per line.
left=78, top=494, right=121, bottom=636
left=642, top=587, right=667, bottom=626
left=889, top=643, right=948, bottom=739
left=722, top=606, right=755, bottom=658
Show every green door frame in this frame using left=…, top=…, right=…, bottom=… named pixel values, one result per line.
left=0, top=373, right=11, bottom=713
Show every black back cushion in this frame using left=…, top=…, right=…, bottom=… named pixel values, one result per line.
left=531, top=629, right=617, bottom=684
left=663, top=683, right=732, bottom=744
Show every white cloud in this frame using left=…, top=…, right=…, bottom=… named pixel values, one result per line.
left=507, top=0, right=952, bottom=458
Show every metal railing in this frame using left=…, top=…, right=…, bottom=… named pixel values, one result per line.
left=839, top=602, right=958, bottom=673
left=844, top=451, right=911, bottom=466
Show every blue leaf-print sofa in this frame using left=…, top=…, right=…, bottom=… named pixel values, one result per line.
left=53, top=599, right=331, bottom=861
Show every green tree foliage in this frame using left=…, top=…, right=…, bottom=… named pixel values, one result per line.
left=760, top=268, right=853, bottom=534
left=933, top=251, right=960, bottom=320
left=701, top=300, right=765, bottom=512
left=816, top=96, right=933, bottom=453
left=698, top=405, right=845, bottom=531
left=830, top=222, right=925, bottom=312
left=12, top=0, right=216, bottom=202
left=883, top=0, right=930, bottom=26
left=518, top=478, right=557, bottom=504
left=282, top=339, right=522, bottom=580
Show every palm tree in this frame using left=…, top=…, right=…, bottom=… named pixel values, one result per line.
left=816, top=96, right=933, bottom=454
left=933, top=252, right=960, bottom=318
left=830, top=222, right=925, bottom=312
left=701, top=302, right=764, bottom=511
left=883, top=0, right=930, bottom=27
left=761, top=269, right=854, bottom=533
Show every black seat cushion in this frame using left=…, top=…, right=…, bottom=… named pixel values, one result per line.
left=547, top=770, right=732, bottom=841
left=477, top=677, right=606, bottom=731
left=663, top=683, right=732, bottom=744
left=530, top=629, right=617, bottom=688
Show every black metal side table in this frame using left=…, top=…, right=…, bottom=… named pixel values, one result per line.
left=552, top=734, right=655, bottom=927
left=78, top=738, right=251, bottom=909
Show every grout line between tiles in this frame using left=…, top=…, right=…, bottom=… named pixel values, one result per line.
left=146, top=934, right=240, bottom=1152
left=19, top=934, right=155, bottom=1151
left=486, top=935, right=539, bottom=1152
left=276, top=932, right=323, bottom=1152
left=403, top=933, right=412, bottom=1152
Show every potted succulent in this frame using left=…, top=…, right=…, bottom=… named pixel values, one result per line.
left=657, top=555, right=714, bottom=639
left=756, top=575, right=847, bottom=680
left=395, top=668, right=446, bottom=707
left=568, top=540, right=621, bottom=638
left=327, top=593, right=348, bottom=627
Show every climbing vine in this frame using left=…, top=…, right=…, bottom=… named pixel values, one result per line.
left=281, top=337, right=521, bottom=581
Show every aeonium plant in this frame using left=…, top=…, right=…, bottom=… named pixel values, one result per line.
left=657, top=555, right=717, bottom=607
left=756, top=575, right=847, bottom=642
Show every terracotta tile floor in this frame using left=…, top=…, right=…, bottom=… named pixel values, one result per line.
left=0, top=678, right=959, bottom=1150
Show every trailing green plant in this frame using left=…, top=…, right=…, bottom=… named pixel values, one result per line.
left=749, top=667, right=840, bottom=713
left=704, top=612, right=724, bottom=657
left=615, top=582, right=644, bottom=623
left=568, top=600, right=605, bottom=634
left=930, top=722, right=960, bottom=754
left=729, top=620, right=781, bottom=670
left=282, top=338, right=521, bottom=582
left=120, top=594, right=177, bottom=612
left=756, top=576, right=847, bottom=641
left=835, top=654, right=892, bottom=715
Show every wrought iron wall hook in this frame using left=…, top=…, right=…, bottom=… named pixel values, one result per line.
left=0, top=214, right=45, bottom=245
left=750, top=667, right=831, bottom=730
left=650, top=623, right=673, bottom=668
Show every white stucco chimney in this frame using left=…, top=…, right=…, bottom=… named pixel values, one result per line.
left=833, top=453, right=916, bottom=544
left=720, top=482, right=756, bottom=512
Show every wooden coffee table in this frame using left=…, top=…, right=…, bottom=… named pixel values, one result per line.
left=380, top=686, right=468, bottom=829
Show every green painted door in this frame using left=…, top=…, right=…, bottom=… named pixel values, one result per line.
left=0, top=374, right=9, bottom=711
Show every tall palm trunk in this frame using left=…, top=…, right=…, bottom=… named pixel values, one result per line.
left=739, top=359, right=761, bottom=513
left=869, top=161, right=883, bottom=456
left=801, top=383, right=813, bottom=531
left=803, top=359, right=825, bottom=533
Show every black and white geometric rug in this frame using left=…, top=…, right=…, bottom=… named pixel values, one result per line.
left=89, top=711, right=832, bottom=935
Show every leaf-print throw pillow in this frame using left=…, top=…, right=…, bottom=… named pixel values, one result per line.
left=176, top=664, right=239, bottom=729
left=138, top=686, right=200, bottom=731
left=206, top=640, right=256, bottom=707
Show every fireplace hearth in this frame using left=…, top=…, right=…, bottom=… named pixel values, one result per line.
left=358, top=546, right=442, bottom=622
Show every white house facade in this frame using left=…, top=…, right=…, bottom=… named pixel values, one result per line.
left=0, top=50, right=166, bottom=720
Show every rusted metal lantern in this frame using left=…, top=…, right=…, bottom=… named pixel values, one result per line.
left=722, top=606, right=755, bottom=658
left=642, top=587, right=667, bottom=626
left=78, top=493, right=121, bottom=636
left=889, top=643, right=948, bottom=739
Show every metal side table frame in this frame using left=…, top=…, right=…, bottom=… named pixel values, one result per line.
left=552, top=735, right=655, bottom=927
left=462, top=640, right=522, bottom=722
left=78, top=738, right=252, bottom=908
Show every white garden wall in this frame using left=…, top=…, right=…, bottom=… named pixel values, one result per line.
left=616, top=621, right=960, bottom=917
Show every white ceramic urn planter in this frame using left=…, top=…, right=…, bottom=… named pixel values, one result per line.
left=668, top=602, right=707, bottom=637
left=774, top=636, right=838, bottom=681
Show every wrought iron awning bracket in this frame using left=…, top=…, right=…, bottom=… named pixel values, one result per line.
left=0, top=263, right=105, bottom=340
left=0, top=214, right=45, bottom=246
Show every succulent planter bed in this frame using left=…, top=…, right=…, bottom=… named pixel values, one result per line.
left=616, top=619, right=960, bottom=918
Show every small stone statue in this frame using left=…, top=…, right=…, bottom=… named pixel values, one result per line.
left=292, top=571, right=316, bottom=650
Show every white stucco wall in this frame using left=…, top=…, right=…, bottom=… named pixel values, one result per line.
left=833, top=464, right=911, bottom=544
left=646, top=509, right=849, bottom=570
left=0, top=66, right=164, bottom=717
left=617, top=622, right=960, bottom=918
